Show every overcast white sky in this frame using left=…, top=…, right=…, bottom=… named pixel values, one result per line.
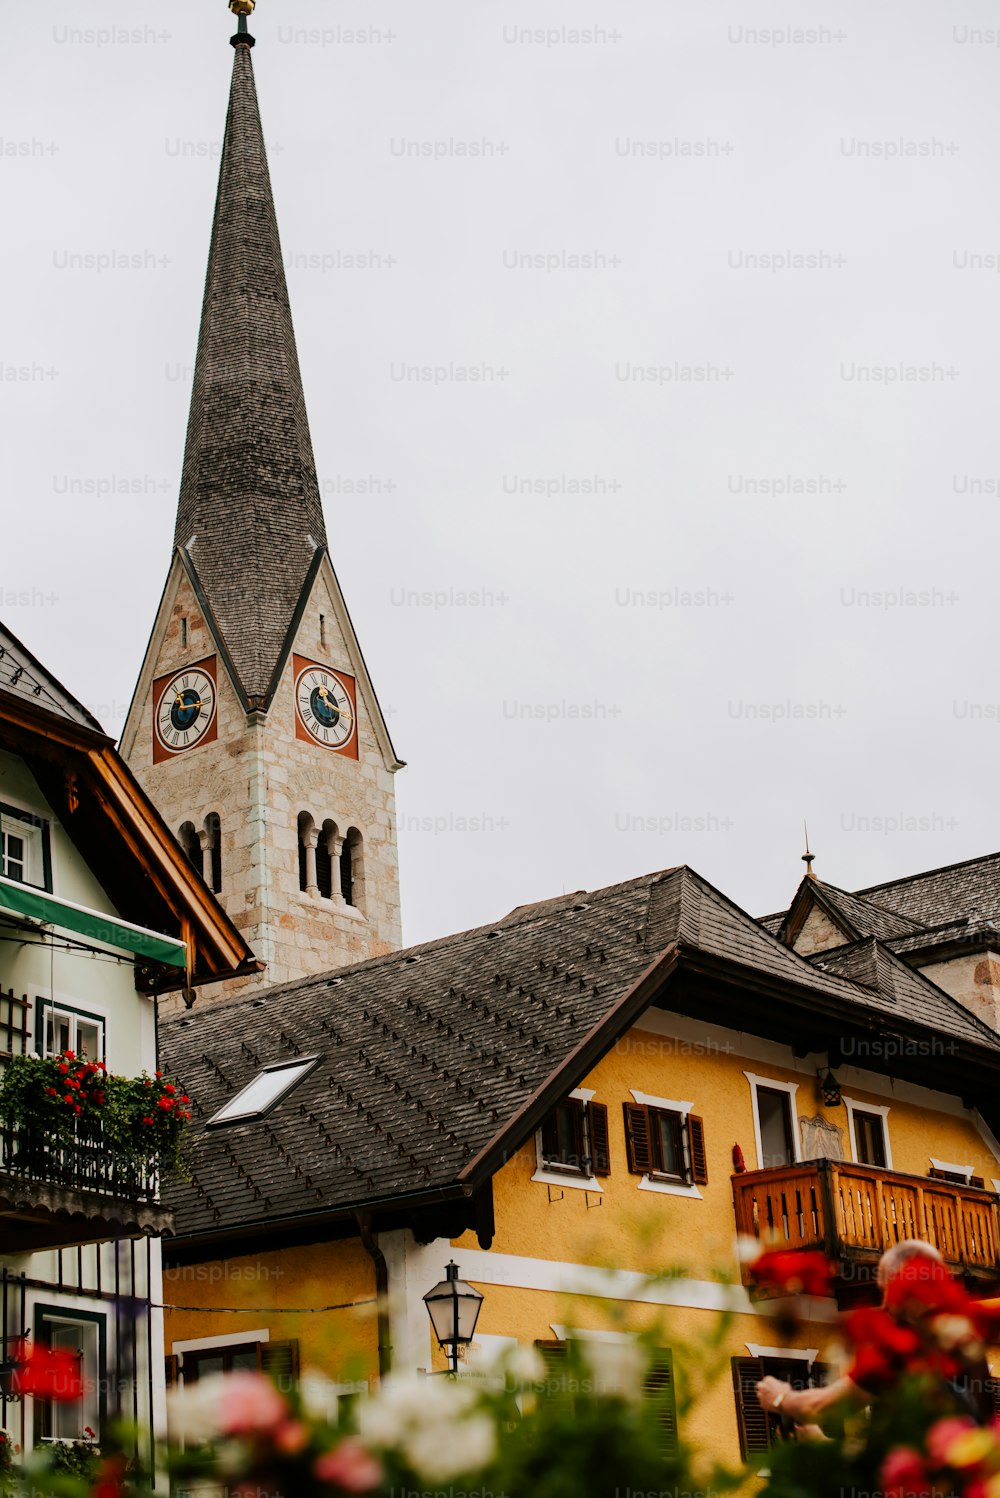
left=3, top=0, right=1000, bottom=947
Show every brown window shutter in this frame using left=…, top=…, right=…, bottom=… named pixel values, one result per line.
left=688, top=1114, right=708, bottom=1185
left=623, top=1102, right=654, bottom=1174
left=164, top=1354, right=179, bottom=1389
left=645, top=1349, right=678, bottom=1456
left=588, top=1102, right=611, bottom=1176
left=732, top=1356, right=769, bottom=1458
left=261, top=1339, right=300, bottom=1395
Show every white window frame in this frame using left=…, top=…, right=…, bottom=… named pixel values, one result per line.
left=843, top=1095, right=893, bottom=1169
left=40, top=1001, right=106, bottom=1063
left=206, top=1056, right=320, bottom=1126
left=627, top=1088, right=703, bottom=1199
left=744, top=1073, right=801, bottom=1170
left=1, top=810, right=44, bottom=887
left=532, top=1087, right=603, bottom=1193
left=36, top=1310, right=103, bottom=1444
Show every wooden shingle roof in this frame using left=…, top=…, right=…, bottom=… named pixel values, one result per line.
left=160, top=866, right=1000, bottom=1248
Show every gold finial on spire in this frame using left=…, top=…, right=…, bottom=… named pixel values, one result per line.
left=230, top=1, right=256, bottom=14
left=802, top=821, right=816, bottom=880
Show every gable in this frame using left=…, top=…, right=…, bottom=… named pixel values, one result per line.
left=793, top=902, right=854, bottom=956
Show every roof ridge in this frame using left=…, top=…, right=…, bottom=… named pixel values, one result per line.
left=163, top=866, right=680, bottom=1028
left=813, top=878, right=927, bottom=930
left=854, top=850, right=1000, bottom=898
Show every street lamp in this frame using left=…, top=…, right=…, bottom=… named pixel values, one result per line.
left=422, top=1262, right=484, bottom=1374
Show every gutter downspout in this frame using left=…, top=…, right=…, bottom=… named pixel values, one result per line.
left=355, top=1213, right=392, bottom=1378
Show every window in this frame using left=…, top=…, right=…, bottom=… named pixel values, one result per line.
left=623, top=1102, right=708, bottom=1185
left=844, top=1097, right=892, bottom=1169
left=539, top=1097, right=610, bottom=1176
left=317, top=820, right=336, bottom=900
left=537, top=1342, right=677, bottom=1455
left=204, top=814, right=222, bottom=894
left=757, top=1087, right=796, bottom=1169
left=172, top=1340, right=300, bottom=1395
left=39, top=1003, right=105, bottom=1063
left=206, top=1057, right=320, bottom=1127
left=854, top=1110, right=887, bottom=1168
left=732, top=1354, right=829, bottom=1457
left=341, top=827, right=364, bottom=909
left=744, top=1074, right=800, bottom=1170
left=0, top=805, right=50, bottom=891
left=178, top=821, right=203, bottom=879
left=33, top=1306, right=105, bottom=1444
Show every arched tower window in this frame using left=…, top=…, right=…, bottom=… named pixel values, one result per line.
left=341, top=827, right=364, bottom=911
left=317, top=819, right=337, bottom=900
left=298, top=812, right=316, bottom=893
left=203, top=813, right=222, bottom=894
left=178, top=821, right=202, bottom=879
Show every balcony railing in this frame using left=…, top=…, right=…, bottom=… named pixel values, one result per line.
left=733, top=1159, right=1000, bottom=1284
left=0, top=1122, right=160, bottom=1203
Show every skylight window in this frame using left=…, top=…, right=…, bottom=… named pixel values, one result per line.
left=206, top=1056, right=320, bottom=1126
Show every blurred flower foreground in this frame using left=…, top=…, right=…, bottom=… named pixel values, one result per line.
left=5, top=1249, right=1000, bottom=1498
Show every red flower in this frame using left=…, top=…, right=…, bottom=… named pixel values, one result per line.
left=180, top=1094, right=190, bottom=1104
left=57, top=1064, right=69, bottom=1075
left=880, top=1445, right=931, bottom=1497
left=63, top=1050, right=75, bottom=1061
left=142, top=1117, right=154, bottom=1126
left=884, top=1258, right=970, bottom=1320
left=846, top=1307, right=921, bottom=1391
left=747, top=1249, right=832, bottom=1298
left=157, top=1097, right=174, bottom=1110
left=164, top=1083, right=176, bottom=1094
left=10, top=1341, right=83, bottom=1402
left=45, top=1087, right=57, bottom=1097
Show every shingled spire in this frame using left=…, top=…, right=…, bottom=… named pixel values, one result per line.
left=174, top=17, right=328, bottom=707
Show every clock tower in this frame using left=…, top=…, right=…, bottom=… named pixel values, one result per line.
left=121, top=2, right=403, bottom=1002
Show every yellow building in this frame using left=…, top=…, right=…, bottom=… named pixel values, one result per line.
left=160, top=860, right=1000, bottom=1465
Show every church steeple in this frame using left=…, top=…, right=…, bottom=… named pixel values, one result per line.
left=175, top=5, right=327, bottom=708
left=122, top=2, right=403, bottom=1004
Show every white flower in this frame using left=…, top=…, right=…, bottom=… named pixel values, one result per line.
left=299, top=1370, right=336, bottom=1423
left=403, top=1412, right=497, bottom=1482
left=166, top=1374, right=226, bottom=1445
left=503, top=1343, right=547, bottom=1385
left=358, top=1372, right=475, bottom=1448
left=581, top=1338, right=649, bottom=1403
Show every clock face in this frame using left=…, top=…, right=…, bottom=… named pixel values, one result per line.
left=154, top=666, right=217, bottom=755
left=295, top=665, right=356, bottom=749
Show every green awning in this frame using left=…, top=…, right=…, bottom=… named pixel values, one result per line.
left=0, top=875, right=188, bottom=968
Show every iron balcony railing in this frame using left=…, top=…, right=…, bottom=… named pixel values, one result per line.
left=733, top=1158, right=1000, bottom=1283
left=0, top=1122, right=160, bottom=1204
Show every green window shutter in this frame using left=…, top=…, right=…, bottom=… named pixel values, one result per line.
left=261, top=1339, right=300, bottom=1395
left=623, top=1102, right=654, bottom=1174
left=588, top=1102, right=611, bottom=1176
left=535, top=1340, right=574, bottom=1420
left=732, top=1356, right=769, bottom=1458
left=688, top=1115, right=708, bottom=1185
left=645, top=1348, right=678, bottom=1457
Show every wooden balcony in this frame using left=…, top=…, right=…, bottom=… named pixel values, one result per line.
left=733, top=1160, right=1000, bottom=1293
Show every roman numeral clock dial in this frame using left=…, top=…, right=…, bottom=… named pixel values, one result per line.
left=152, top=660, right=218, bottom=763
left=293, top=658, right=358, bottom=756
